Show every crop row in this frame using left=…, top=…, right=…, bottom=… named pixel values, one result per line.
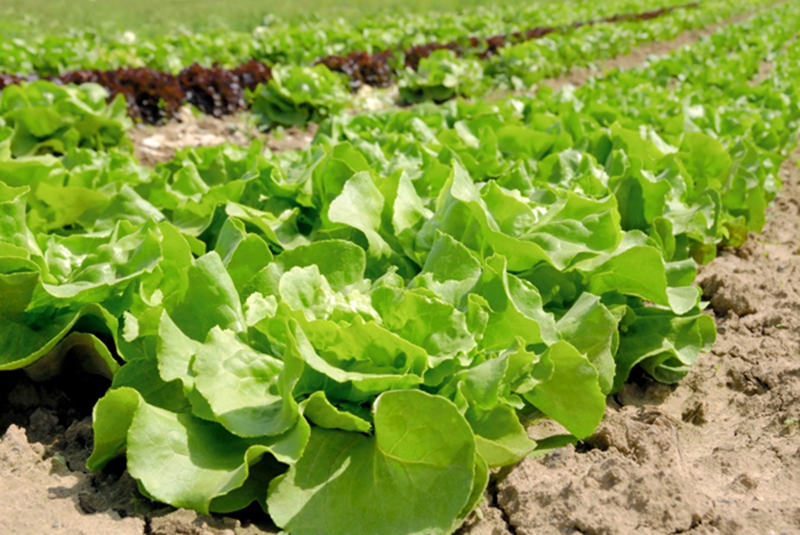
left=320, top=1, right=699, bottom=87
left=0, top=0, right=764, bottom=126
left=1, top=60, right=272, bottom=124
left=1, top=1, right=798, bottom=533
left=0, top=0, right=700, bottom=75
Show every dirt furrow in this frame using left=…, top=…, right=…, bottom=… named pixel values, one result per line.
left=542, top=8, right=763, bottom=92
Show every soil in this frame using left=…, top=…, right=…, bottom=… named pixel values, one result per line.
left=0, top=363, right=282, bottom=534
left=127, top=83, right=394, bottom=166
left=3, top=11, right=800, bottom=535
left=128, top=107, right=317, bottom=166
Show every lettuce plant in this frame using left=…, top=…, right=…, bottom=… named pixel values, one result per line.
left=0, top=80, right=131, bottom=156
left=0, top=3, right=798, bottom=534
left=248, top=64, right=350, bottom=129
left=399, top=49, right=485, bottom=103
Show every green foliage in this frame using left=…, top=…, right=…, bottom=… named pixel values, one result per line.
left=1, top=1, right=799, bottom=533
left=399, top=50, right=485, bottom=103
left=268, top=390, right=479, bottom=535
left=0, top=0, right=706, bottom=72
left=249, top=65, right=351, bottom=129
left=0, top=81, right=131, bottom=157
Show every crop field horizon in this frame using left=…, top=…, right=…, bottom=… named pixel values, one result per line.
left=2, top=0, right=545, bottom=32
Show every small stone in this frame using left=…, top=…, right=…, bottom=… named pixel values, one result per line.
left=141, top=136, right=163, bottom=149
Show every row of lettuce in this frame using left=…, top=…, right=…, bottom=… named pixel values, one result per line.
left=0, top=0, right=769, bottom=127
left=1, top=0, right=700, bottom=75
left=1, top=2, right=799, bottom=534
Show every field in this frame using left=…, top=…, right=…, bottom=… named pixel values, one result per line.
left=0, top=0, right=799, bottom=534
left=1, top=0, right=546, bottom=32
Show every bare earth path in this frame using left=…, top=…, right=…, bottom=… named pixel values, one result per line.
left=2, top=8, right=799, bottom=535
